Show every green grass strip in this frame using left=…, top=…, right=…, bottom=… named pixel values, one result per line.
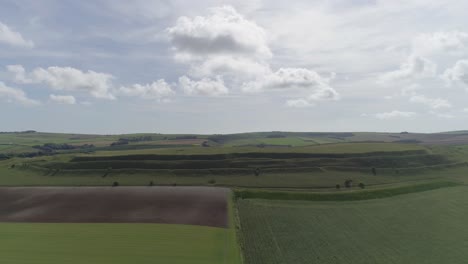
left=234, top=181, right=460, bottom=202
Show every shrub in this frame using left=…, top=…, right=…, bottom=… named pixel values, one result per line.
left=345, top=179, right=353, bottom=188
left=208, top=179, right=216, bottom=184
left=112, top=181, right=119, bottom=187
left=335, top=184, right=340, bottom=190
left=359, top=183, right=365, bottom=189
left=110, top=139, right=129, bottom=146
left=254, top=168, right=260, bottom=177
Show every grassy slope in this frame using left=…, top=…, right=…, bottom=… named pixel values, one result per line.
left=2, top=158, right=464, bottom=187
left=0, top=139, right=442, bottom=188
left=234, top=181, right=460, bottom=201
left=0, top=132, right=115, bottom=145
left=0, top=223, right=240, bottom=264
left=0, top=132, right=464, bottom=190
left=85, top=142, right=427, bottom=156
left=237, top=186, right=468, bottom=264
left=224, top=137, right=316, bottom=147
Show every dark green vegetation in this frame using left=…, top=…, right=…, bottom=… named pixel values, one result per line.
left=237, top=186, right=468, bottom=264
left=0, top=223, right=240, bottom=264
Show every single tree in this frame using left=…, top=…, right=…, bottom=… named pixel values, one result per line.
left=103, top=167, right=112, bottom=177
left=149, top=181, right=154, bottom=186
left=336, top=184, right=340, bottom=190
left=345, top=179, right=353, bottom=188
left=112, top=181, right=119, bottom=187
left=359, top=182, right=365, bottom=189
left=254, top=168, right=260, bottom=177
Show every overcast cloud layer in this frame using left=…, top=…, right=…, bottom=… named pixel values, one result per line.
left=1, top=0, right=468, bottom=134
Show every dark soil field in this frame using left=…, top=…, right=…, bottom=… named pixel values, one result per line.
left=0, top=186, right=229, bottom=227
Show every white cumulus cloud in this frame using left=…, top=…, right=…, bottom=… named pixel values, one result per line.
left=178, top=75, right=228, bottom=96
left=375, top=110, right=416, bottom=120
left=167, top=5, right=338, bottom=106
left=430, top=111, right=455, bottom=119
left=412, top=31, right=468, bottom=55
left=0, top=82, right=39, bottom=106
left=285, top=99, right=314, bottom=108
left=49, top=94, right=76, bottom=104
left=379, top=55, right=437, bottom=83
left=409, top=95, right=452, bottom=109
left=7, top=65, right=115, bottom=99
left=6, top=65, right=32, bottom=83
left=243, top=68, right=339, bottom=106
left=442, top=59, right=468, bottom=86
left=166, top=5, right=275, bottom=91
left=167, top=5, right=271, bottom=60
left=189, top=56, right=271, bottom=79
left=0, top=22, right=34, bottom=48
left=243, top=68, right=336, bottom=93
left=400, top=84, right=422, bottom=96
left=119, top=80, right=175, bottom=100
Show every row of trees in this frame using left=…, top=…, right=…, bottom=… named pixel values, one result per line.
left=336, top=180, right=365, bottom=189
left=111, top=181, right=175, bottom=187
left=110, top=135, right=155, bottom=146
left=118, top=136, right=153, bottom=142
left=33, top=143, right=95, bottom=152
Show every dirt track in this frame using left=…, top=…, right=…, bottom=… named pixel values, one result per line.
left=0, top=187, right=229, bottom=228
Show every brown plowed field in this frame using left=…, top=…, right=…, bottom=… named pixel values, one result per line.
left=0, top=186, right=229, bottom=228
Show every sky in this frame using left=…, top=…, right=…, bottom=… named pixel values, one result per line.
left=1, top=0, right=468, bottom=134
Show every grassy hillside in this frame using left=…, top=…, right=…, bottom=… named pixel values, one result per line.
left=1, top=141, right=466, bottom=188
left=237, top=186, right=468, bottom=264
left=0, top=131, right=467, bottom=190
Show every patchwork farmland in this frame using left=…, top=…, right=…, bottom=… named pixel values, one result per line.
left=0, top=186, right=241, bottom=264
left=2, top=131, right=468, bottom=263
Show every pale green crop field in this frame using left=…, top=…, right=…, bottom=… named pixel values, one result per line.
left=237, top=186, right=468, bottom=264
left=0, top=223, right=241, bottom=264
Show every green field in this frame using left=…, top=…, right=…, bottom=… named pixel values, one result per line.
left=237, top=186, right=468, bottom=264
left=0, top=223, right=240, bottom=264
